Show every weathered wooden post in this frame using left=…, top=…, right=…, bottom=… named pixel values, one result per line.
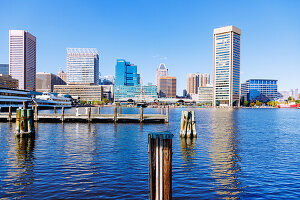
left=119, top=106, right=122, bottom=115
left=180, top=111, right=196, bottom=138
left=76, top=107, right=79, bottom=116
left=20, top=109, right=28, bottom=133
left=97, top=106, right=101, bottom=115
left=61, top=107, right=64, bottom=122
left=54, top=107, right=56, bottom=114
left=8, top=106, right=12, bottom=121
left=140, top=107, right=143, bottom=123
left=165, top=106, right=169, bottom=123
left=15, top=109, right=21, bottom=133
left=160, top=107, right=164, bottom=115
left=88, top=107, right=91, bottom=121
left=34, top=105, right=38, bottom=121
left=23, top=101, right=27, bottom=109
left=114, top=106, right=117, bottom=122
left=27, top=109, right=34, bottom=134
left=148, top=132, right=173, bottom=200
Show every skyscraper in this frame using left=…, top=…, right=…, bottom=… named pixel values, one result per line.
left=9, top=30, right=36, bottom=91
left=67, top=48, right=99, bottom=85
left=156, top=63, right=168, bottom=93
left=187, top=73, right=210, bottom=95
left=115, top=59, right=138, bottom=86
left=57, top=68, right=68, bottom=83
left=159, top=77, right=176, bottom=98
left=213, top=26, right=241, bottom=107
left=0, top=64, right=9, bottom=75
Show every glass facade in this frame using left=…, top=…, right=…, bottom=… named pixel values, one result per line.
left=115, top=59, right=138, bottom=86
left=115, top=85, right=158, bottom=100
left=0, top=64, right=9, bottom=75
left=67, top=48, right=99, bottom=85
left=213, top=26, right=241, bottom=107
left=241, top=79, right=278, bottom=103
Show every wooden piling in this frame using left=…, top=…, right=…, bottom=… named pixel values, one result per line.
left=161, top=107, right=164, bottom=115
left=114, top=106, right=117, bottom=122
left=20, top=109, right=28, bottom=133
left=54, top=107, right=56, bottom=114
left=180, top=111, right=196, bottom=138
left=8, top=106, right=12, bottom=121
left=23, top=101, right=27, bottom=109
left=15, top=109, right=20, bottom=133
left=34, top=105, right=38, bottom=121
left=148, top=132, right=173, bottom=200
left=27, top=109, right=34, bottom=133
left=165, top=106, right=169, bottom=123
left=140, top=107, right=143, bottom=123
left=119, top=106, right=121, bottom=115
left=61, top=107, right=64, bottom=122
left=88, top=107, right=91, bottom=121
left=97, top=106, right=101, bottom=115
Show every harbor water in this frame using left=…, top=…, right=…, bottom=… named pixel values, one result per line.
left=0, top=108, right=299, bottom=199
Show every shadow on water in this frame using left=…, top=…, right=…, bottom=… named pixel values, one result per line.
left=209, top=109, right=243, bottom=199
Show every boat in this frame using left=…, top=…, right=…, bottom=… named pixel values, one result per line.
left=34, top=92, right=72, bottom=108
left=277, top=102, right=300, bottom=108
left=0, top=87, right=32, bottom=110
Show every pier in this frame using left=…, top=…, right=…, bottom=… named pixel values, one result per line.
left=0, top=106, right=169, bottom=123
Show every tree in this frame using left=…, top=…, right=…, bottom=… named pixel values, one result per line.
left=101, top=98, right=110, bottom=105
left=288, top=96, right=295, bottom=102
left=250, top=102, right=255, bottom=107
left=243, top=100, right=249, bottom=107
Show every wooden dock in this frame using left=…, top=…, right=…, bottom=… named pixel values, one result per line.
left=0, top=106, right=169, bottom=123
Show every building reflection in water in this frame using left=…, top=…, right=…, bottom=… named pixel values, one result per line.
left=180, top=137, right=196, bottom=164
left=209, top=109, right=243, bottom=199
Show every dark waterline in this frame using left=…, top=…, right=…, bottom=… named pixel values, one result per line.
left=0, top=108, right=300, bottom=199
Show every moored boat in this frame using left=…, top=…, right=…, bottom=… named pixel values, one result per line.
left=277, top=103, right=300, bottom=108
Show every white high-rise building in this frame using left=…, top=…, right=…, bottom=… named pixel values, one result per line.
left=67, top=48, right=99, bottom=85
left=9, top=30, right=36, bottom=91
left=213, top=26, right=241, bottom=107
left=156, top=63, right=168, bottom=93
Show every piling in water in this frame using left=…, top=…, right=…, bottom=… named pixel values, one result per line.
left=15, top=109, right=21, bottom=133
left=148, top=132, right=173, bottom=200
left=180, top=111, right=196, bottom=138
left=15, top=108, right=35, bottom=136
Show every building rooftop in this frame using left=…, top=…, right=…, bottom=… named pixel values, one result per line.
left=214, top=25, right=241, bottom=35
left=67, top=48, right=98, bottom=55
left=158, top=63, right=167, bottom=70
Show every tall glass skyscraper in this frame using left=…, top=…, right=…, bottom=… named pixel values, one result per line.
left=241, top=79, right=278, bottom=103
left=9, top=30, right=36, bottom=91
left=115, top=59, right=138, bottom=86
left=67, top=48, right=99, bottom=85
left=213, top=26, right=241, bottom=107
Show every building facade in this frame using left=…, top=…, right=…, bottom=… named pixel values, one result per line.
left=241, top=79, right=278, bottom=103
left=115, top=59, right=138, bottom=86
left=115, top=85, right=158, bottom=101
left=36, top=72, right=66, bottom=92
left=67, top=48, right=99, bottom=85
left=0, top=64, right=9, bottom=75
left=187, top=73, right=210, bottom=95
left=0, top=74, right=18, bottom=89
left=99, top=75, right=114, bottom=85
left=159, top=77, right=176, bottom=98
left=191, top=86, right=213, bottom=104
left=213, top=26, right=241, bottom=107
left=53, top=85, right=113, bottom=102
left=57, top=68, right=68, bottom=83
left=9, top=30, right=36, bottom=91
left=156, top=63, right=168, bottom=93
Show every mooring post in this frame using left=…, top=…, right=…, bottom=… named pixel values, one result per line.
left=140, top=107, right=143, bottom=123
left=180, top=111, right=196, bottom=138
left=148, top=132, right=173, bottom=200
left=34, top=105, right=38, bottom=121
left=119, top=106, right=121, bottom=115
left=8, top=106, right=12, bottom=121
left=15, top=108, right=21, bottom=133
left=165, top=106, right=169, bottom=123
left=160, top=107, right=164, bottom=115
left=20, top=109, right=28, bottom=133
left=88, top=107, right=91, bottom=121
left=114, top=106, right=117, bottom=122
left=97, top=106, right=101, bottom=115
left=61, top=107, right=64, bottom=122
left=27, top=109, right=34, bottom=134
left=76, top=107, right=79, bottom=116
left=54, top=107, right=56, bottom=114
left=23, top=101, right=27, bottom=109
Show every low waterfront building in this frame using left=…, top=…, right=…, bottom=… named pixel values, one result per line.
left=159, top=77, right=176, bottom=98
left=191, top=85, right=213, bottom=104
left=0, top=64, right=9, bottom=75
left=36, top=72, right=66, bottom=92
left=53, top=84, right=113, bottom=102
left=115, top=85, right=157, bottom=102
left=0, top=74, right=18, bottom=89
left=241, top=79, right=278, bottom=103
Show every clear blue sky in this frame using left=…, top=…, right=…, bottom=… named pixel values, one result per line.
left=0, top=0, right=299, bottom=94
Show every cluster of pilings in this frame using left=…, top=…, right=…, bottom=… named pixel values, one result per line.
left=15, top=103, right=35, bottom=137
left=180, top=111, right=196, bottom=138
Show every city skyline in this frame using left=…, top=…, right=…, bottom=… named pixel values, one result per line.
left=0, top=0, right=300, bottom=94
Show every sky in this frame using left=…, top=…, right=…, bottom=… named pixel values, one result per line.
left=0, top=0, right=299, bottom=94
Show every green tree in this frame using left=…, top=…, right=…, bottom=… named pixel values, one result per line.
left=243, top=100, right=249, bottom=107
left=101, top=98, right=110, bottom=105
left=287, top=96, right=295, bottom=102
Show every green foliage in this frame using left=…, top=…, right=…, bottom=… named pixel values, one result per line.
left=101, top=98, right=110, bottom=105
left=243, top=100, right=249, bottom=107
left=287, top=96, right=295, bottom=102
left=295, top=100, right=300, bottom=104
left=255, top=100, right=263, bottom=106
left=250, top=102, right=255, bottom=107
